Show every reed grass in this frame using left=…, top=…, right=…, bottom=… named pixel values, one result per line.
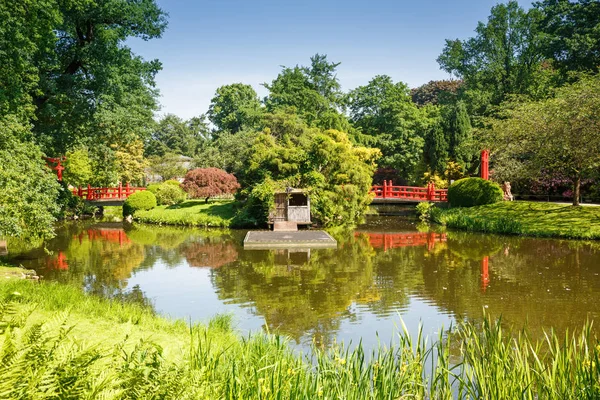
left=1, top=279, right=600, bottom=399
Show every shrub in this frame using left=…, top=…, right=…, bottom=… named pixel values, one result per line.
left=123, top=191, right=157, bottom=216
left=163, top=179, right=181, bottom=186
left=146, top=183, right=161, bottom=193
left=155, top=184, right=187, bottom=206
left=182, top=168, right=240, bottom=202
left=448, top=178, right=503, bottom=208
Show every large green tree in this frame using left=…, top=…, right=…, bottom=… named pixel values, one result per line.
left=207, top=83, right=263, bottom=134
left=487, top=73, right=600, bottom=206
left=263, top=54, right=350, bottom=131
left=535, top=0, right=600, bottom=76
left=437, top=1, right=547, bottom=114
left=146, top=114, right=209, bottom=157
left=346, top=75, right=432, bottom=181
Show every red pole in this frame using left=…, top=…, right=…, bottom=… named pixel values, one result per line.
left=480, top=150, right=489, bottom=180
left=87, top=184, right=92, bottom=200
left=481, top=256, right=490, bottom=292
left=383, top=180, right=387, bottom=199
left=118, top=182, right=123, bottom=199
left=125, top=182, right=130, bottom=197
left=78, top=186, right=82, bottom=198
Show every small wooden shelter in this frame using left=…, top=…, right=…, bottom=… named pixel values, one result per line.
left=268, top=189, right=311, bottom=227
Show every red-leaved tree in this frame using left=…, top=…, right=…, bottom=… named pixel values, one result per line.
left=181, top=168, right=240, bottom=202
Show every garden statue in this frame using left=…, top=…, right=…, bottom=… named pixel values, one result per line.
left=502, top=182, right=514, bottom=201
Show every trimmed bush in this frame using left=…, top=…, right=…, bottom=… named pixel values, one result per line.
left=163, top=179, right=182, bottom=186
left=146, top=183, right=161, bottom=194
left=155, top=184, right=187, bottom=206
left=448, top=177, right=503, bottom=208
left=123, top=191, right=157, bottom=216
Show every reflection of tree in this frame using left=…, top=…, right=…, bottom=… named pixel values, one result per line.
left=211, top=233, right=378, bottom=345
left=183, top=239, right=238, bottom=268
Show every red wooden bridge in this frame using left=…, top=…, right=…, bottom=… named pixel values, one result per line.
left=371, top=181, right=448, bottom=203
left=71, top=183, right=146, bottom=202
left=358, top=231, right=448, bottom=252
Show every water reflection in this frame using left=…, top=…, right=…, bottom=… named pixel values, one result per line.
left=4, top=218, right=600, bottom=349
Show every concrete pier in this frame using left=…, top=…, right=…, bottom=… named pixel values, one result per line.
left=243, top=230, right=337, bottom=249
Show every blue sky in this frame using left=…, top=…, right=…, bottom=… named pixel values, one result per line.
left=130, top=0, right=531, bottom=120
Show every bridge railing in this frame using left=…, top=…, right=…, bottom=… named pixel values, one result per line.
left=72, top=183, right=146, bottom=201
left=371, top=181, right=448, bottom=202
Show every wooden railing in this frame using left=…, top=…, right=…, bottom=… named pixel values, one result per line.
left=371, top=181, right=448, bottom=202
left=71, top=183, right=146, bottom=201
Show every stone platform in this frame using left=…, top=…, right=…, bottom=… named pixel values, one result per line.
left=243, top=230, right=337, bottom=249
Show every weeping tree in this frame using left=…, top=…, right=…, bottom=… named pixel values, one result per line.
left=487, top=74, right=600, bottom=206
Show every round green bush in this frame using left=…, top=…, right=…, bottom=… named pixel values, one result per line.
left=123, top=191, right=157, bottom=216
left=448, top=177, right=503, bottom=208
left=146, top=183, right=161, bottom=194
left=155, top=184, right=187, bottom=205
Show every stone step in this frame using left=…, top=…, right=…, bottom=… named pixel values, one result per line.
left=273, top=221, right=298, bottom=232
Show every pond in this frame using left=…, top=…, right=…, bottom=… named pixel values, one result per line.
left=5, top=217, right=600, bottom=351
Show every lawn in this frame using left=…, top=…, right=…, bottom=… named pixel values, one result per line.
left=134, top=199, right=237, bottom=228
left=438, top=201, right=600, bottom=239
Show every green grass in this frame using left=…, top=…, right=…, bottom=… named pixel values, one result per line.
left=133, top=199, right=237, bottom=228
left=1, top=278, right=600, bottom=398
left=437, top=201, right=600, bottom=239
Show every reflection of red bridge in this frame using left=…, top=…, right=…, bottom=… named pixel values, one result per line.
left=71, top=183, right=146, bottom=202
left=371, top=182, right=448, bottom=203
left=75, top=229, right=130, bottom=247
left=358, top=232, right=447, bottom=252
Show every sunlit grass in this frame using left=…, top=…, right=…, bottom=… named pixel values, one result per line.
left=438, top=201, right=600, bottom=239
left=1, top=279, right=600, bottom=398
left=134, top=199, right=236, bottom=228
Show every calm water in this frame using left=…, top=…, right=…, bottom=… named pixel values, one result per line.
left=6, top=217, right=600, bottom=350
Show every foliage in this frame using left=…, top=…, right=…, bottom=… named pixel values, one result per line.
left=415, top=202, right=442, bottom=222
left=194, top=130, right=258, bottom=175
left=146, top=114, right=209, bottom=157
left=486, top=73, right=600, bottom=205
left=123, top=191, right=157, bottom=217
left=263, top=54, right=350, bottom=130
left=0, top=116, right=60, bottom=239
left=114, top=139, right=148, bottom=184
left=411, top=80, right=463, bottom=106
left=208, top=84, right=263, bottom=133
left=239, top=114, right=380, bottom=227
left=3, top=280, right=600, bottom=398
left=154, top=184, right=187, bottom=206
left=438, top=201, right=600, bottom=239
left=148, top=153, right=189, bottom=181
left=448, top=177, right=503, bottom=208
left=134, top=200, right=236, bottom=228
left=437, top=1, right=549, bottom=114
left=346, top=75, right=432, bottom=181
left=63, top=147, right=93, bottom=187
left=182, top=168, right=240, bottom=202
left=536, top=0, right=600, bottom=76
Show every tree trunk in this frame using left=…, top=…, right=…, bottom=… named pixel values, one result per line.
left=205, top=196, right=210, bottom=203
left=573, top=175, right=581, bottom=206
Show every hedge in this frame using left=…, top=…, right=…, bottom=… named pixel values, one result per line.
left=447, top=177, right=503, bottom=208
left=123, top=191, right=157, bottom=216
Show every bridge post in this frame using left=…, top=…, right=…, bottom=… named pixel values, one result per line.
left=383, top=180, right=387, bottom=199
left=480, top=150, right=489, bottom=180
left=118, top=182, right=123, bottom=199
left=125, top=182, right=130, bottom=197
left=78, top=186, right=82, bottom=198
left=87, top=184, right=92, bottom=200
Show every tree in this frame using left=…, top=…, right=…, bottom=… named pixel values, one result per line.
left=346, top=75, right=432, bottom=181
left=487, top=73, right=600, bottom=206
left=63, top=146, right=93, bottom=187
left=146, top=114, right=209, bottom=157
left=148, top=153, right=189, bottom=182
left=444, top=101, right=474, bottom=169
left=207, top=84, right=263, bottom=134
left=263, top=54, right=350, bottom=130
left=437, top=1, right=547, bottom=113
left=114, top=139, right=148, bottom=184
left=0, top=116, right=60, bottom=239
left=182, top=168, right=240, bottom=202
left=411, top=80, right=463, bottom=106
left=238, top=112, right=380, bottom=227
left=536, top=0, right=600, bottom=76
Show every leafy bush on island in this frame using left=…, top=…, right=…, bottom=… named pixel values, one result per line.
left=181, top=168, right=240, bottom=202
left=154, top=183, right=187, bottom=206
left=123, top=191, right=157, bottom=217
left=448, top=177, right=503, bottom=208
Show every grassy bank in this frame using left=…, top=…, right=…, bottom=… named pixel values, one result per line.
left=133, top=199, right=236, bottom=228
left=436, top=201, right=600, bottom=239
left=1, top=279, right=600, bottom=398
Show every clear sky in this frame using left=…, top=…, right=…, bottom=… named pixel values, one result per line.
left=129, top=0, right=531, bottom=120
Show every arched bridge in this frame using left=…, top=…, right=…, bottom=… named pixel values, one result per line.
left=370, top=181, right=448, bottom=203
